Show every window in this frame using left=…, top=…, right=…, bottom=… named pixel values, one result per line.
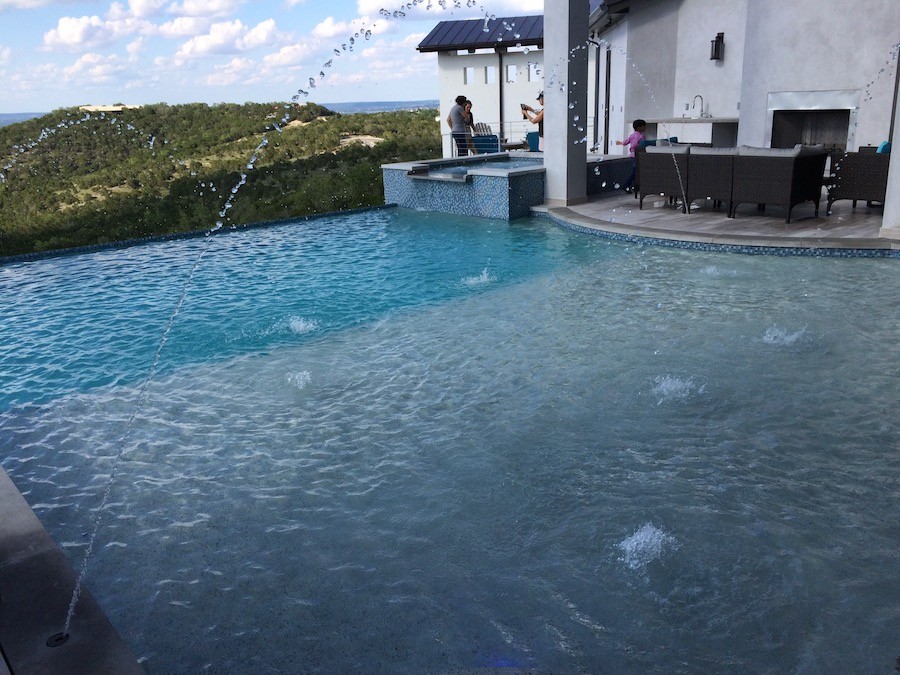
left=506, top=64, right=517, bottom=83
left=464, top=67, right=475, bottom=85
left=528, top=61, right=541, bottom=82
left=485, top=66, right=497, bottom=85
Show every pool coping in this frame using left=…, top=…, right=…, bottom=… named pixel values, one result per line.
left=0, top=467, right=144, bottom=673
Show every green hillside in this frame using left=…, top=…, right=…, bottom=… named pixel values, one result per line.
left=0, top=102, right=441, bottom=256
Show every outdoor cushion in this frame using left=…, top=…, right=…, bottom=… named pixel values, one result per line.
left=796, top=143, right=827, bottom=156
left=737, top=145, right=800, bottom=157
left=690, top=146, right=737, bottom=155
left=646, top=145, right=689, bottom=155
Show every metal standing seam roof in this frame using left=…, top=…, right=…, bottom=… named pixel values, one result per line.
left=417, top=15, right=543, bottom=53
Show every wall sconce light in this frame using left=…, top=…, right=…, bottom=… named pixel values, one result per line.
left=710, top=32, right=724, bottom=60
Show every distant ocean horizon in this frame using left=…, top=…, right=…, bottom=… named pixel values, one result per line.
left=0, top=100, right=439, bottom=128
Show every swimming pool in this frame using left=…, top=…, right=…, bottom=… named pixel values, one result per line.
left=1, top=207, right=898, bottom=672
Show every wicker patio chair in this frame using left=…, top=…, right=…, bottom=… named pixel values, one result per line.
left=685, top=146, right=735, bottom=215
left=638, top=145, right=690, bottom=212
left=826, top=151, right=890, bottom=212
left=731, top=146, right=828, bottom=222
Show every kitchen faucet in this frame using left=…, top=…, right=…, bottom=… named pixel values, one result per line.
left=692, top=95, right=709, bottom=117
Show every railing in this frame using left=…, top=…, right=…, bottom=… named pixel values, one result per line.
left=441, top=117, right=612, bottom=157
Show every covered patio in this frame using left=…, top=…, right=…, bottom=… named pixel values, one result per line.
left=541, top=0, right=900, bottom=249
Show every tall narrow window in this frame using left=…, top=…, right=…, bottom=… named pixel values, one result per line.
left=464, top=67, right=475, bottom=85
left=485, top=66, right=497, bottom=85
left=528, top=61, right=541, bottom=82
left=506, top=64, right=517, bottom=83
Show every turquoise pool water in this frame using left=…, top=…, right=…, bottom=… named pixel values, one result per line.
left=1, top=208, right=898, bottom=672
left=430, top=157, right=543, bottom=176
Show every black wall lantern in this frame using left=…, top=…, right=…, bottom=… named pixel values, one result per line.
left=710, top=32, right=724, bottom=60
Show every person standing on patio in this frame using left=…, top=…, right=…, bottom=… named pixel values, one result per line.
left=616, top=118, right=646, bottom=193
left=447, top=95, right=469, bottom=157
left=463, top=99, right=478, bottom=155
left=522, top=91, right=545, bottom=151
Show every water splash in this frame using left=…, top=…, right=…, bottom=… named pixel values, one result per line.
left=63, top=243, right=211, bottom=636
left=651, top=374, right=703, bottom=404
left=762, top=324, right=807, bottom=346
left=462, top=268, right=496, bottom=286
left=1, top=111, right=160, bottom=182
left=286, top=371, right=312, bottom=389
left=617, top=523, right=676, bottom=570
left=289, top=316, right=319, bottom=334
left=699, top=265, right=738, bottom=278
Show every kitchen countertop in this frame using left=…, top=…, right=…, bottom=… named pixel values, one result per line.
left=646, top=117, right=739, bottom=124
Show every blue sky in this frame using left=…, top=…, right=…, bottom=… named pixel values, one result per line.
left=0, top=0, right=543, bottom=112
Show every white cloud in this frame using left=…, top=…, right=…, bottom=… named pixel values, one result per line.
left=128, top=0, right=169, bottom=18
left=241, top=18, right=277, bottom=49
left=0, top=46, right=10, bottom=65
left=167, top=0, right=244, bottom=18
left=175, top=18, right=284, bottom=60
left=262, top=40, right=314, bottom=67
left=157, top=16, right=211, bottom=37
left=0, top=0, right=66, bottom=9
left=312, top=15, right=389, bottom=40
left=63, top=52, right=125, bottom=83
left=126, top=35, right=144, bottom=59
left=311, top=17, right=347, bottom=40
left=356, top=0, right=543, bottom=18
left=206, top=55, right=254, bottom=85
left=44, top=15, right=115, bottom=50
left=355, top=31, right=435, bottom=82
left=42, top=6, right=151, bottom=52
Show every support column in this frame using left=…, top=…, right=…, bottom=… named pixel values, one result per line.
left=544, top=0, right=588, bottom=207
left=879, top=71, right=900, bottom=243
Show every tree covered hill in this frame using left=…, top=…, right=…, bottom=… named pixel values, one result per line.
left=0, top=101, right=441, bottom=256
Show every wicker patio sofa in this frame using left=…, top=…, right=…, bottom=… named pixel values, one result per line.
left=826, top=151, right=890, bottom=212
left=636, top=143, right=828, bottom=222
left=637, top=145, right=690, bottom=212
left=685, top=146, right=736, bottom=214
left=730, top=145, right=828, bottom=222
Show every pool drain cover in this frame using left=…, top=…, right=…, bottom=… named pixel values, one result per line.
left=46, top=632, right=69, bottom=647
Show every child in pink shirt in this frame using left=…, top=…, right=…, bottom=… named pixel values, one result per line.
left=616, top=118, right=647, bottom=191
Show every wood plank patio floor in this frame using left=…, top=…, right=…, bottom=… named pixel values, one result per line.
left=538, top=189, right=894, bottom=252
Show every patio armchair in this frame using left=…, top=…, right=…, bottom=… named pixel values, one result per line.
left=638, top=145, right=690, bottom=212
left=730, top=145, right=828, bottom=222
left=826, top=151, right=890, bottom=212
left=472, top=122, right=500, bottom=154
left=685, top=146, right=736, bottom=215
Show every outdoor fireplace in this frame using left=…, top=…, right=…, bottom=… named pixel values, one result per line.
left=766, top=89, right=860, bottom=154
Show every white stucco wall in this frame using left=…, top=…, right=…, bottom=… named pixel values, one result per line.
left=620, top=0, right=680, bottom=135
left=436, top=49, right=545, bottom=156
left=672, top=0, right=747, bottom=120
left=738, top=0, right=899, bottom=148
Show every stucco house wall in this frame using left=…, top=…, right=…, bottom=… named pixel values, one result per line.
left=738, top=0, right=898, bottom=149
left=671, top=0, right=747, bottom=121
left=598, top=0, right=895, bottom=150
left=620, top=0, right=679, bottom=136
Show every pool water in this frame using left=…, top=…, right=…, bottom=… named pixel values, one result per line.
left=1, top=208, right=898, bottom=672
left=430, top=157, right=543, bottom=176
